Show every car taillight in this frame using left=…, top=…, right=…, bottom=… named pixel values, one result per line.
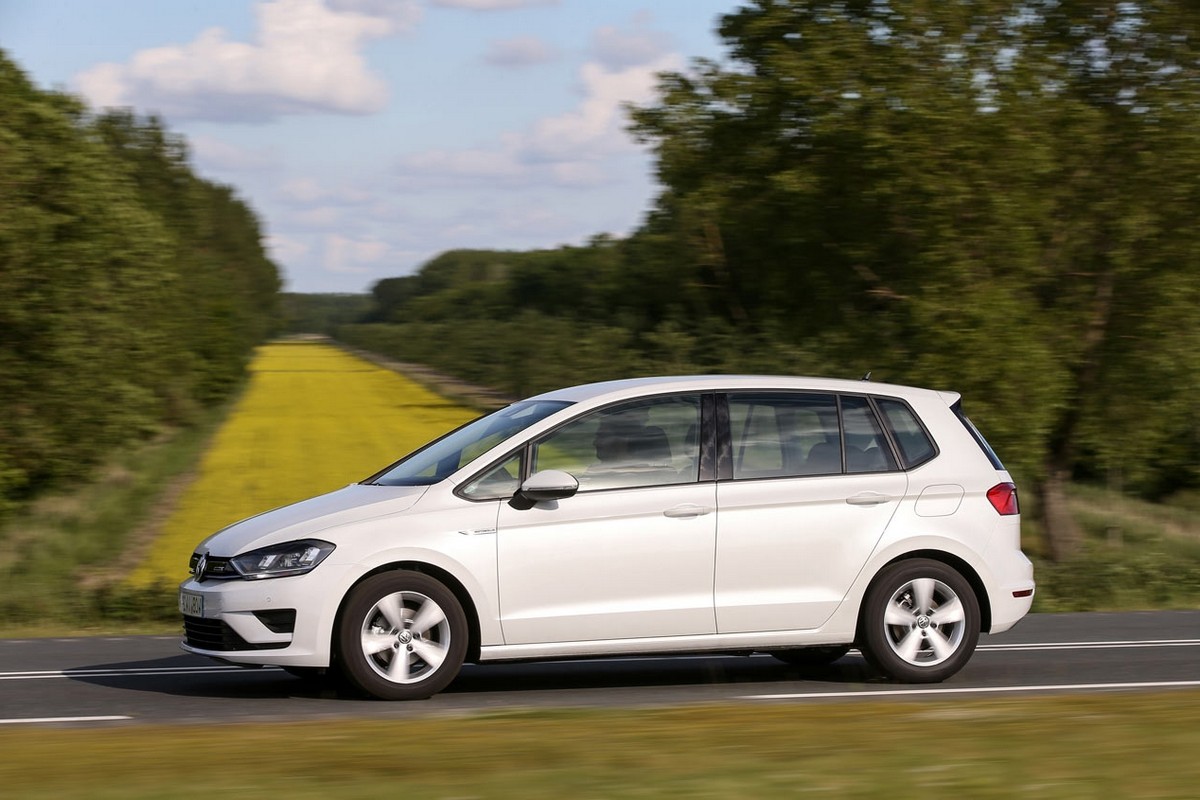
left=987, top=482, right=1019, bottom=516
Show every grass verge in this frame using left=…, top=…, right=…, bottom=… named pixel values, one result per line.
left=0, top=405, right=231, bottom=636
left=1030, top=485, right=1200, bottom=612
left=2, top=693, right=1199, bottom=798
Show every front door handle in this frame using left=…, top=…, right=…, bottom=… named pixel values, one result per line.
left=663, top=504, right=713, bottom=519
left=846, top=492, right=891, bottom=507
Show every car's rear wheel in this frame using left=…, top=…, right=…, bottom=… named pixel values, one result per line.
left=336, top=570, right=468, bottom=700
left=769, top=645, right=851, bottom=667
left=858, top=559, right=980, bottom=683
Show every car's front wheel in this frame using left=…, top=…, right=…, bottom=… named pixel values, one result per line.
left=336, top=570, right=468, bottom=700
left=858, top=559, right=980, bottom=683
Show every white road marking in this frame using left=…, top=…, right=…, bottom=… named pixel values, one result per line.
left=0, top=716, right=131, bottom=725
left=743, top=680, right=1200, bottom=701
left=978, top=639, right=1200, bottom=651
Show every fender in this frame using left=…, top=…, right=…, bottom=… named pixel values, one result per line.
left=821, top=533, right=995, bottom=639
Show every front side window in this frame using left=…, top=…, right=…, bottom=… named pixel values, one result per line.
left=531, top=395, right=701, bottom=491
left=460, top=452, right=523, bottom=500
left=368, top=400, right=571, bottom=487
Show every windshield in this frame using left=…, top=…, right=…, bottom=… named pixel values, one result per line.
left=366, top=400, right=572, bottom=486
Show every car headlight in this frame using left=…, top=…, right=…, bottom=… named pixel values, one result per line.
left=229, top=539, right=335, bottom=580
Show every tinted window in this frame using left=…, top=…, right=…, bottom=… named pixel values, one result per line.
left=728, top=394, right=840, bottom=478
left=460, top=452, right=523, bottom=501
left=841, top=396, right=898, bottom=473
left=877, top=398, right=936, bottom=468
left=953, top=402, right=1005, bottom=470
left=369, top=400, right=570, bottom=486
left=531, top=395, right=701, bottom=491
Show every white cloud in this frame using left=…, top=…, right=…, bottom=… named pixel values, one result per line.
left=430, top=202, right=579, bottom=249
left=550, top=161, right=607, bottom=186
left=280, top=177, right=375, bottom=206
left=398, top=145, right=524, bottom=184
left=75, top=0, right=419, bottom=122
left=522, top=54, right=680, bottom=162
left=190, top=135, right=281, bottom=172
left=296, top=207, right=346, bottom=227
left=484, top=35, right=559, bottom=67
left=396, top=47, right=680, bottom=189
left=266, top=232, right=311, bottom=264
left=323, top=233, right=391, bottom=274
left=327, top=0, right=422, bottom=19
left=591, top=19, right=672, bottom=70
left=431, top=0, right=559, bottom=10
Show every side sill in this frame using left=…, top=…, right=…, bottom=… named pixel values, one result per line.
left=478, top=629, right=852, bottom=662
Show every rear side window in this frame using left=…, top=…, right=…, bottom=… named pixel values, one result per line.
left=728, top=393, right=840, bottom=478
left=726, top=393, right=900, bottom=478
left=952, top=402, right=1005, bottom=470
left=876, top=398, right=937, bottom=469
left=841, top=396, right=898, bottom=473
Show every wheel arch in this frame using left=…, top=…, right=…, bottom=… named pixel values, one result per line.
left=860, top=550, right=992, bottom=637
left=333, top=561, right=483, bottom=664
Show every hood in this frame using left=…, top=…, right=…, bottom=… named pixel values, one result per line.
left=197, top=483, right=429, bottom=556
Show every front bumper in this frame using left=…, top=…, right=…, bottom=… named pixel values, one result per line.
left=178, top=565, right=349, bottom=667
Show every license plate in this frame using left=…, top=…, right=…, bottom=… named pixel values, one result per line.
left=179, top=590, right=204, bottom=617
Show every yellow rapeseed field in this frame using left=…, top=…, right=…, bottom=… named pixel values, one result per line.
left=129, top=342, right=477, bottom=587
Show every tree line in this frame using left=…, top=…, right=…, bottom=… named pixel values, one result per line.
left=0, top=52, right=281, bottom=519
left=332, top=1, right=1200, bottom=561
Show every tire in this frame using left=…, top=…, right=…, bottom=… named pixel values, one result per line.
left=769, top=645, right=851, bottom=667
left=336, top=570, right=468, bottom=700
left=858, top=559, right=980, bottom=683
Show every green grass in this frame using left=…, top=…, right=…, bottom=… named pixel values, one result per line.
left=0, top=404, right=230, bottom=636
left=3, top=693, right=1200, bottom=798
left=1028, top=485, right=1200, bottom=612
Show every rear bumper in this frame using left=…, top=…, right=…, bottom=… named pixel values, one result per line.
left=989, top=549, right=1035, bottom=634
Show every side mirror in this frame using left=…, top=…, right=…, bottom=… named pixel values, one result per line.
left=509, top=469, right=579, bottom=510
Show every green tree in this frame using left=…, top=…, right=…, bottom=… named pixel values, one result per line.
left=629, top=1, right=1200, bottom=559
left=1, top=56, right=175, bottom=495
left=0, top=51, right=282, bottom=517
left=92, top=110, right=282, bottom=405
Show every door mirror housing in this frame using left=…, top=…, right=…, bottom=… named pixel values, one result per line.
left=510, top=469, right=579, bottom=509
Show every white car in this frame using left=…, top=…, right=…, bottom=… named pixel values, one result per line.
left=179, top=375, right=1034, bottom=699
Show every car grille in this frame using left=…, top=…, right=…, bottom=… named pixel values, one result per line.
left=182, top=616, right=289, bottom=651
left=189, top=552, right=239, bottom=581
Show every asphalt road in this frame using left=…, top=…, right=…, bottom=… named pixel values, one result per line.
left=2, top=610, right=1198, bottom=727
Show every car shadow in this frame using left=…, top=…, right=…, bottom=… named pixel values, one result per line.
left=65, top=652, right=882, bottom=702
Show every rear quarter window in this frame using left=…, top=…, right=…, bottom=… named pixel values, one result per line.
left=952, top=402, right=1005, bottom=470
left=876, top=398, right=937, bottom=469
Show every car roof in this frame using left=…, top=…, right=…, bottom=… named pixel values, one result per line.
left=525, top=375, right=960, bottom=407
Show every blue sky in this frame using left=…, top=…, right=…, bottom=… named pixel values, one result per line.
left=1, top=0, right=737, bottom=292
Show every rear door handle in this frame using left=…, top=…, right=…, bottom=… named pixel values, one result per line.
left=663, top=504, right=713, bottom=519
left=846, top=492, right=891, bottom=507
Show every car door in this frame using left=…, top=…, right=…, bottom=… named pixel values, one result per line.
left=493, top=394, right=718, bottom=645
left=714, top=393, right=907, bottom=633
